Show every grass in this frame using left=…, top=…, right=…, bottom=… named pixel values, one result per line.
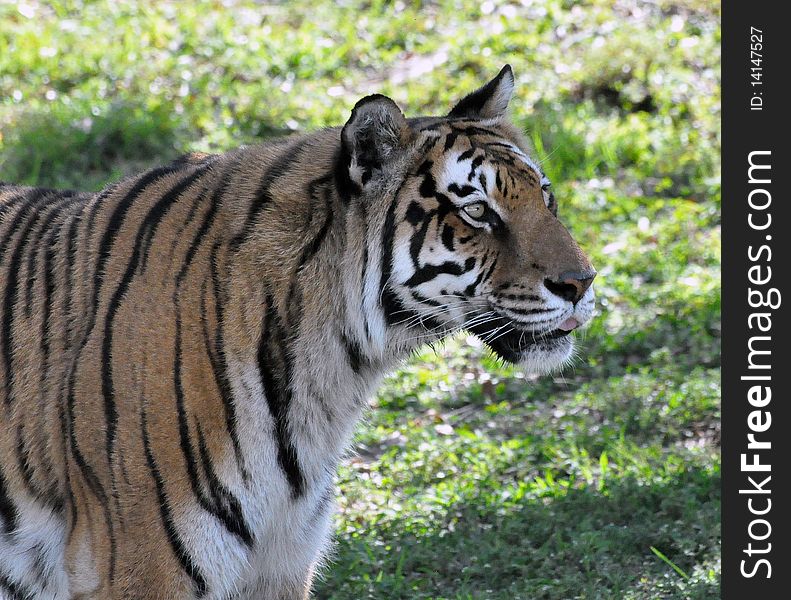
left=1, top=1, right=720, bottom=598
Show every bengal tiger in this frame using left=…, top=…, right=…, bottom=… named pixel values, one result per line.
left=0, top=66, right=595, bottom=599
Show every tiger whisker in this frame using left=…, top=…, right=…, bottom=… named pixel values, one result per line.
left=395, top=308, right=501, bottom=344
left=393, top=304, right=489, bottom=329
left=480, top=323, right=513, bottom=344
left=483, top=325, right=517, bottom=346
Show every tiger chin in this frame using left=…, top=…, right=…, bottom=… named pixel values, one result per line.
left=0, top=66, right=594, bottom=599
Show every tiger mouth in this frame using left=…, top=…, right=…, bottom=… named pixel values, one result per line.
left=466, top=317, right=572, bottom=363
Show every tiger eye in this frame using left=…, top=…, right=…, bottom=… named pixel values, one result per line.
left=463, top=202, right=486, bottom=219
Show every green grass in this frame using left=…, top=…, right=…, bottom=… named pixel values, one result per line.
left=1, top=1, right=720, bottom=598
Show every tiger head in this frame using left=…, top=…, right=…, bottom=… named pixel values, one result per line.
left=339, top=66, right=595, bottom=373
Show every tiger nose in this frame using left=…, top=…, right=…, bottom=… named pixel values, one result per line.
left=544, top=270, right=596, bottom=304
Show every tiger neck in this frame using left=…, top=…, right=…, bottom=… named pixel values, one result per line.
left=217, top=147, right=419, bottom=494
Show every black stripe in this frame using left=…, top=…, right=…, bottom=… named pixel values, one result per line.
left=60, top=215, right=81, bottom=534
left=467, top=155, right=485, bottom=181
left=176, top=164, right=235, bottom=290
left=101, top=166, right=209, bottom=468
left=64, top=368, right=117, bottom=578
left=0, top=462, right=18, bottom=534
left=284, top=173, right=335, bottom=329
left=451, top=124, right=503, bottom=138
left=172, top=307, right=203, bottom=502
left=34, top=223, right=71, bottom=510
left=441, top=224, right=455, bottom=251
left=410, top=291, right=443, bottom=307
left=499, top=292, right=541, bottom=302
left=79, top=183, right=118, bottom=310
left=93, top=170, right=174, bottom=282
left=405, top=257, right=476, bottom=288
left=415, top=120, right=445, bottom=132
left=23, top=197, right=72, bottom=317
left=1, top=192, right=71, bottom=407
left=167, top=178, right=213, bottom=260
left=0, top=187, right=33, bottom=220
left=1, top=203, right=37, bottom=403
left=405, top=202, right=426, bottom=226
left=0, top=188, right=51, bottom=260
left=0, top=572, right=35, bottom=600
left=295, top=174, right=335, bottom=269
left=340, top=331, right=366, bottom=373
left=418, top=169, right=456, bottom=219
left=464, top=261, right=488, bottom=297
left=204, top=242, right=250, bottom=482
left=417, top=159, right=433, bottom=175
left=257, top=295, right=305, bottom=497
left=176, top=163, right=234, bottom=285
left=16, top=356, right=64, bottom=513
left=485, top=141, right=519, bottom=151
left=141, top=407, right=208, bottom=597
left=0, top=190, right=52, bottom=261
left=443, top=132, right=459, bottom=152
left=40, top=225, right=59, bottom=372
left=482, top=255, right=499, bottom=285
left=478, top=172, right=488, bottom=192
left=418, top=135, right=441, bottom=157
left=194, top=420, right=254, bottom=546
left=379, top=195, right=400, bottom=326
left=230, top=139, right=308, bottom=250
left=358, top=203, right=371, bottom=343
left=334, top=143, right=362, bottom=203
left=173, top=290, right=253, bottom=546
left=547, top=192, right=557, bottom=216
left=137, top=219, right=157, bottom=273
left=29, top=544, right=51, bottom=593
left=409, top=210, right=435, bottom=266
left=447, top=183, right=478, bottom=197
left=500, top=306, right=553, bottom=316
left=15, top=422, right=62, bottom=512
left=456, top=148, right=476, bottom=162
left=57, top=390, right=78, bottom=539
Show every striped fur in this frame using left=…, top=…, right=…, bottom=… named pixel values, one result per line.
left=0, top=67, right=595, bottom=599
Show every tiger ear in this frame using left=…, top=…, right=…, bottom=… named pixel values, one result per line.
left=447, top=65, right=515, bottom=120
left=340, top=94, right=413, bottom=191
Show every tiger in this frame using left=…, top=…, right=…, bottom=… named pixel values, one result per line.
left=0, top=65, right=595, bottom=599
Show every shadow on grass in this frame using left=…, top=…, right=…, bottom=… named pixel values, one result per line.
left=0, top=100, right=293, bottom=191
left=0, top=100, right=187, bottom=190
left=316, top=467, right=720, bottom=600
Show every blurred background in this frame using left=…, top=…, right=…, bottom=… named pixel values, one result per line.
left=0, top=1, right=720, bottom=598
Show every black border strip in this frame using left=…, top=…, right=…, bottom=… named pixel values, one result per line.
left=722, top=3, right=789, bottom=597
